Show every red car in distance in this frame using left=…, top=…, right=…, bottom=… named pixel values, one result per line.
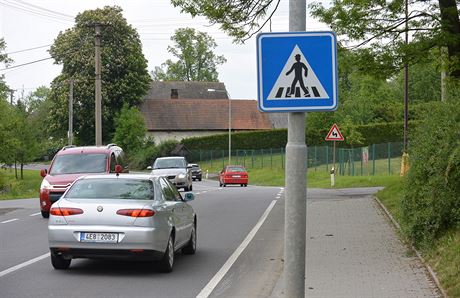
left=219, top=165, right=248, bottom=187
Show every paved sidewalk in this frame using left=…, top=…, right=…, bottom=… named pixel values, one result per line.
left=272, top=187, right=440, bottom=298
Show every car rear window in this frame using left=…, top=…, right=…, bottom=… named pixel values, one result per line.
left=227, top=167, right=246, bottom=172
left=50, top=154, right=107, bottom=175
left=65, top=178, right=154, bottom=200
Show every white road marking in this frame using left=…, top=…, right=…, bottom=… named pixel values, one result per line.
left=1, top=218, right=19, bottom=224
left=0, top=253, right=50, bottom=278
left=29, top=212, right=41, bottom=217
left=196, top=199, right=277, bottom=298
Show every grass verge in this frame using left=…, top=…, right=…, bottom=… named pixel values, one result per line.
left=376, top=178, right=460, bottom=297
left=0, top=168, right=42, bottom=200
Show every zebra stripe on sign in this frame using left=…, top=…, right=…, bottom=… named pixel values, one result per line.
left=274, top=86, right=321, bottom=99
left=267, top=45, right=329, bottom=100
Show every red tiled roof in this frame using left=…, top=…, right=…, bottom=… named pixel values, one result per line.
left=140, top=99, right=273, bottom=131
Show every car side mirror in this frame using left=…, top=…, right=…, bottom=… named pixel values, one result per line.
left=40, top=169, right=47, bottom=177
left=183, top=193, right=194, bottom=202
left=147, top=166, right=152, bottom=170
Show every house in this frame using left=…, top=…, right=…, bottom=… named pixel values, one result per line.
left=140, top=81, right=274, bottom=143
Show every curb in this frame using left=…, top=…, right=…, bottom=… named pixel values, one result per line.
left=373, top=196, right=448, bottom=298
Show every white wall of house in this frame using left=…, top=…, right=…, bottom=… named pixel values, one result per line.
left=146, top=130, right=227, bottom=144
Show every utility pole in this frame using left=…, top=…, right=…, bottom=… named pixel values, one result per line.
left=8, top=89, right=14, bottom=105
left=68, top=79, right=74, bottom=145
left=95, top=24, right=102, bottom=146
left=403, top=0, right=409, bottom=152
left=285, top=0, right=307, bottom=297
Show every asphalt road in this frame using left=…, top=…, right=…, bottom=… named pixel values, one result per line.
left=0, top=179, right=283, bottom=298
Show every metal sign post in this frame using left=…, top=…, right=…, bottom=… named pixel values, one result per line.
left=325, top=123, right=344, bottom=186
left=256, top=1, right=338, bottom=296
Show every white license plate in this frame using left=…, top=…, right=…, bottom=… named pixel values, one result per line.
left=232, top=175, right=241, bottom=178
left=80, top=232, right=118, bottom=243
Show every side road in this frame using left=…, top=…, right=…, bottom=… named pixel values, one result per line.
left=270, top=187, right=440, bottom=297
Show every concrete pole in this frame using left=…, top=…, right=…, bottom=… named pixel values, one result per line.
left=95, top=24, right=102, bottom=146
left=285, top=0, right=307, bottom=297
left=68, top=79, right=74, bottom=145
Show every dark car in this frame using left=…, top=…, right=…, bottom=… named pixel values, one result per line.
left=39, top=144, right=128, bottom=218
left=188, top=164, right=202, bottom=181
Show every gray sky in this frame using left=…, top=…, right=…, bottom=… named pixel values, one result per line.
left=0, top=0, right=328, bottom=101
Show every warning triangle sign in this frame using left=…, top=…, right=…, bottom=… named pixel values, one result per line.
left=325, top=123, right=344, bottom=141
left=267, top=45, right=329, bottom=100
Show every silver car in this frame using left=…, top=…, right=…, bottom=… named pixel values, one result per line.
left=48, top=174, right=196, bottom=272
left=148, top=156, right=193, bottom=191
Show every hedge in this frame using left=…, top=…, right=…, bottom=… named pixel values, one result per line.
left=181, top=121, right=419, bottom=150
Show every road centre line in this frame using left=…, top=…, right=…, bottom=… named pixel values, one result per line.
left=1, top=218, right=19, bottom=224
left=196, top=199, right=278, bottom=298
left=0, top=253, right=50, bottom=278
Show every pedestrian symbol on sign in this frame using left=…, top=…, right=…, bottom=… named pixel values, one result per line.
left=267, top=45, right=329, bottom=100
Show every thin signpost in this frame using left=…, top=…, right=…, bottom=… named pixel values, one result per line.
left=325, top=123, right=344, bottom=186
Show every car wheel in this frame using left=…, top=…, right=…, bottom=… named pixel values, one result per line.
left=41, top=211, right=49, bottom=218
left=182, top=222, right=196, bottom=255
left=199, top=178, right=202, bottom=181
left=159, top=234, right=174, bottom=273
left=189, top=184, right=193, bottom=191
left=51, top=252, right=71, bottom=270
left=244, top=184, right=247, bottom=187
left=223, top=184, right=226, bottom=187
left=240, top=184, right=243, bottom=187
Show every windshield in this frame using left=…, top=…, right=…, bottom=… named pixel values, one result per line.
left=50, top=154, right=107, bottom=175
left=153, top=158, right=186, bottom=169
left=65, top=178, right=154, bottom=200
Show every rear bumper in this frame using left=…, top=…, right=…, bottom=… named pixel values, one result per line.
left=50, top=247, right=164, bottom=260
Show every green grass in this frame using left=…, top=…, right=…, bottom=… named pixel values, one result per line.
left=0, top=168, right=42, bottom=200
left=376, top=179, right=460, bottom=297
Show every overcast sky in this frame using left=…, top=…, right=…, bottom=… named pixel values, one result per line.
left=0, top=0, right=329, bottom=101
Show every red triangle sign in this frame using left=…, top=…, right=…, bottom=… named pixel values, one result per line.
left=325, top=123, right=344, bottom=141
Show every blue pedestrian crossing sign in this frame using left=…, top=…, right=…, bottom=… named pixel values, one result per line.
left=257, top=31, right=338, bottom=112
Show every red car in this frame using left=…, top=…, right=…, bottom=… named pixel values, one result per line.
left=219, top=165, right=248, bottom=187
left=39, top=144, right=128, bottom=218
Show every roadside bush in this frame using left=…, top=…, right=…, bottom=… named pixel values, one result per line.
left=402, top=100, right=460, bottom=247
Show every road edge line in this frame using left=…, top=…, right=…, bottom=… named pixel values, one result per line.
left=0, top=253, right=50, bottom=278
left=196, top=199, right=278, bottom=298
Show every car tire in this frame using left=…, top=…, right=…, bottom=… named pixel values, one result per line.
left=182, top=222, right=196, bottom=255
left=198, top=178, right=202, bottom=181
left=189, top=184, right=193, bottom=191
left=244, top=184, right=247, bottom=187
left=159, top=234, right=174, bottom=273
left=51, top=252, right=71, bottom=270
left=41, top=211, right=49, bottom=218
left=223, top=184, right=226, bottom=187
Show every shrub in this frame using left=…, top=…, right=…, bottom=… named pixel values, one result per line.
left=402, top=100, right=460, bottom=247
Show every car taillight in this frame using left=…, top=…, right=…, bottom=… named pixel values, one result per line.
left=116, top=209, right=155, bottom=217
left=50, top=207, right=83, bottom=216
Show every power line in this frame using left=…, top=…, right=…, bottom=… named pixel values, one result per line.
left=3, top=44, right=52, bottom=55
left=0, top=57, right=53, bottom=72
left=0, top=0, right=74, bottom=24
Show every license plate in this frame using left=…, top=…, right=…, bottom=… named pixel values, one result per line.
left=232, top=175, right=241, bottom=178
left=80, top=232, right=118, bottom=243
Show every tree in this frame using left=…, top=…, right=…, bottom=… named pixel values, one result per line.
left=172, top=1, right=460, bottom=79
left=48, top=6, right=151, bottom=145
left=152, top=27, right=226, bottom=81
left=0, top=38, right=13, bottom=101
left=112, top=104, right=146, bottom=154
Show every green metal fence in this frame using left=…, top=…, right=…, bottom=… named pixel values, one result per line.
left=188, top=142, right=404, bottom=176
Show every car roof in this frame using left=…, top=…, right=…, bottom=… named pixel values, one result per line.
left=156, top=156, right=185, bottom=159
left=57, top=145, right=120, bottom=155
